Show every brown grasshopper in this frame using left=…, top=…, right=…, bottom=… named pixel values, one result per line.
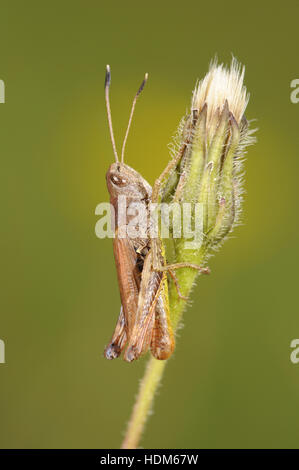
left=103, top=66, right=208, bottom=362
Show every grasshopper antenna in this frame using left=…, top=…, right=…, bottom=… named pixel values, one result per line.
left=121, top=72, right=148, bottom=164
left=105, top=65, right=119, bottom=163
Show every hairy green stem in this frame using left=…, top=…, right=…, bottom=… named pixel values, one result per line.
left=121, top=357, right=167, bottom=449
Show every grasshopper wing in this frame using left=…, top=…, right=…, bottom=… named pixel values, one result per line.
left=104, top=305, right=127, bottom=359
left=104, top=233, right=141, bottom=359
left=124, top=250, right=162, bottom=362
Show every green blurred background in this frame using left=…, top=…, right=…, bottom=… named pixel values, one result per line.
left=0, top=0, right=298, bottom=449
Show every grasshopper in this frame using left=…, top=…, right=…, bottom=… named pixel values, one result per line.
left=103, top=66, right=208, bottom=362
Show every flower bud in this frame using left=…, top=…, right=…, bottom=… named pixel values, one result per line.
left=164, top=59, right=256, bottom=307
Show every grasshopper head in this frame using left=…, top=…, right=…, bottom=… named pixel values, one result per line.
left=106, top=162, right=151, bottom=203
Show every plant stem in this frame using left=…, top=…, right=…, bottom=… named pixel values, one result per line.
left=121, top=357, right=167, bottom=449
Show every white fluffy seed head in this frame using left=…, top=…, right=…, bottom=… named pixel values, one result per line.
left=192, top=58, right=249, bottom=128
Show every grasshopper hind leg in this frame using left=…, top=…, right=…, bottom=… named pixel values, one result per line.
left=151, top=288, right=175, bottom=360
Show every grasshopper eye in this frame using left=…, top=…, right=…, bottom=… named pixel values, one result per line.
left=110, top=174, right=128, bottom=187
